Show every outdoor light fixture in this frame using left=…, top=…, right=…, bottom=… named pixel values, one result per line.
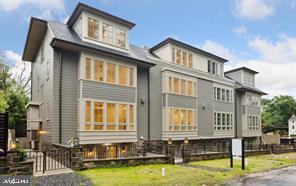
left=39, top=130, right=48, bottom=135
left=140, top=136, right=144, bottom=141
left=11, top=143, right=16, bottom=150
left=184, top=137, right=189, bottom=144
left=168, top=138, right=172, bottom=145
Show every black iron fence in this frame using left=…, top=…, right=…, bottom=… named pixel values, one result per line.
left=0, top=112, right=8, bottom=156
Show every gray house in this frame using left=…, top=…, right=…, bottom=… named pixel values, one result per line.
left=23, top=3, right=266, bottom=155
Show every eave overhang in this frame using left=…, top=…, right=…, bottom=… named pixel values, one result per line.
left=22, top=17, right=47, bottom=62
left=50, top=38, right=155, bottom=69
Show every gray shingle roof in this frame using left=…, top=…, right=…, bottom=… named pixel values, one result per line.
left=47, top=21, right=155, bottom=66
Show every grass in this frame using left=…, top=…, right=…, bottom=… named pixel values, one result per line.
left=80, top=153, right=296, bottom=186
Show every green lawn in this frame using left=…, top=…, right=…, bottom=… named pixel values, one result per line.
left=80, top=153, right=296, bottom=186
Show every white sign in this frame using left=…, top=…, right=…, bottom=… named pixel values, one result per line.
left=232, top=139, right=242, bottom=157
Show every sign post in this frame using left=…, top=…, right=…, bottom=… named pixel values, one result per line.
left=230, top=138, right=245, bottom=170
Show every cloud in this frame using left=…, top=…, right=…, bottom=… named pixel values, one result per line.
left=234, top=0, right=275, bottom=20
left=201, top=40, right=237, bottom=63
left=4, top=50, right=31, bottom=88
left=248, top=34, right=296, bottom=63
left=233, top=25, right=247, bottom=35
left=200, top=35, right=296, bottom=98
left=0, top=0, right=64, bottom=12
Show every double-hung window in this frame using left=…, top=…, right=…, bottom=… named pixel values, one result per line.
left=102, top=23, right=113, bottom=44
left=87, top=18, right=99, bottom=40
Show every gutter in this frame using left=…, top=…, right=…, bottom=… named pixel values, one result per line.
left=148, top=69, right=150, bottom=142
left=59, top=51, right=63, bottom=144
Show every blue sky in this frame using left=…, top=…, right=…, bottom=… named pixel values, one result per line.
left=0, top=0, right=295, bottom=98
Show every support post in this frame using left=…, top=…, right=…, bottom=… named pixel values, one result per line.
left=242, top=139, right=245, bottom=170
left=230, top=139, right=233, bottom=168
left=43, top=151, right=46, bottom=174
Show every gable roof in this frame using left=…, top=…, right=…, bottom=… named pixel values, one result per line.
left=225, top=67, right=259, bottom=74
left=150, top=37, right=228, bottom=63
left=66, top=2, right=135, bottom=29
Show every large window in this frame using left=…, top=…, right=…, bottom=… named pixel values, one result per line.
left=247, top=115, right=260, bottom=130
left=85, top=58, right=91, bottom=80
left=86, top=17, right=128, bottom=49
left=85, top=101, right=91, bottom=130
left=84, top=100, right=135, bottom=131
left=172, top=47, right=193, bottom=68
left=213, top=86, right=233, bottom=102
left=208, top=60, right=223, bottom=76
left=115, top=28, right=126, bottom=48
left=84, top=57, right=135, bottom=87
left=246, top=94, right=260, bottom=107
left=167, top=108, right=197, bottom=131
left=94, top=60, right=104, bottom=81
left=87, top=18, right=99, bottom=40
left=119, top=66, right=128, bottom=85
left=165, top=75, right=197, bottom=97
left=214, top=112, right=233, bottom=131
left=102, top=23, right=113, bottom=44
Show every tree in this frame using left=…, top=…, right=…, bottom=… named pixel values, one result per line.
left=261, top=95, right=296, bottom=134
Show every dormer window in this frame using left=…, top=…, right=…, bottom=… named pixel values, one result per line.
left=208, top=60, right=223, bottom=76
left=87, top=18, right=99, bottom=40
left=115, top=28, right=126, bottom=48
left=102, top=23, right=113, bottom=44
left=172, top=47, right=193, bottom=68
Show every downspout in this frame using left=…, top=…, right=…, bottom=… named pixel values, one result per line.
left=30, top=64, right=33, bottom=101
left=59, top=51, right=63, bottom=144
left=148, top=69, right=151, bottom=142
left=234, top=90, right=238, bottom=138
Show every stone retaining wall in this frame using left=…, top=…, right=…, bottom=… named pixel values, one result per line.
left=0, top=151, right=33, bottom=175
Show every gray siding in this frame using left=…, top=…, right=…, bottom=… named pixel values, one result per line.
left=81, top=80, right=136, bottom=103
left=197, top=79, right=214, bottom=137
left=137, top=67, right=149, bottom=140
left=246, top=106, right=261, bottom=115
left=214, top=101, right=234, bottom=113
left=166, top=94, right=197, bottom=109
left=236, top=92, right=243, bottom=138
left=31, top=28, right=54, bottom=143
left=60, top=51, right=79, bottom=144
left=226, top=70, right=242, bottom=83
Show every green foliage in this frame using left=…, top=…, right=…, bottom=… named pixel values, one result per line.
left=262, top=95, right=296, bottom=134
left=0, top=53, right=29, bottom=129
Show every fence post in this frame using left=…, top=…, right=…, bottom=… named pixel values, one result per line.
left=43, top=151, right=46, bottom=174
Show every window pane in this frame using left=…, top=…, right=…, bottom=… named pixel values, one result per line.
left=173, top=109, right=179, bottom=130
left=174, top=78, right=179, bottom=94
left=188, top=110, right=193, bottom=127
left=119, top=104, right=127, bottom=130
left=187, top=81, right=192, bottom=96
left=193, top=82, right=197, bottom=96
left=176, top=50, right=181, bottom=64
left=119, top=66, right=128, bottom=85
left=85, top=101, right=91, bottom=130
left=194, top=111, right=197, bottom=130
left=94, top=102, right=103, bottom=130
left=181, top=79, right=186, bottom=95
left=182, top=51, right=187, bottom=66
left=107, top=63, right=116, bottom=83
left=180, top=110, right=186, bottom=130
left=85, top=58, right=91, bottom=80
left=115, top=28, right=126, bottom=48
left=102, top=23, right=113, bottom=44
left=212, top=62, right=216, bottom=74
left=168, top=108, right=172, bottom=130
left=188, top=53, right=193, bottom=67
left=208, top=60, right=211, bottom=73
left=129, top=105, right=134, bottom=130
left=87, top=18, right=99, bottom=40
left=107, top=103, right=116, bottom=130
left=172, top=48, right=175, bottom=63
left=129, top=67, right=134, bottom=86
left=94, top=60, right=104, bottom=81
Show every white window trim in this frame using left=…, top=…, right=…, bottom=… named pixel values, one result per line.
left=171, top=46, right=194, bottom=69
left=213, top=111, right=234, bottom=131
left=166, top=106, right=197, bottom=131
left=81, top=54, right=137, bottom=88
left=247, top=115, right=261, bottom=131
left=81, top=98, right=136, bottom=131
left=213, top=83, right=234, bottom=103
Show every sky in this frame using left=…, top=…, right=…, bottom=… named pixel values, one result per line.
left=0, top=0, right=295, bottom=98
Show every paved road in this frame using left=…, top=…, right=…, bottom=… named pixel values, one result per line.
left=228, top=166, right=296, bottom=186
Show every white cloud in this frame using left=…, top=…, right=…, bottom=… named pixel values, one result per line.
left=200, top=35, right=296, bottom=98
left=0, top=0, right=64, bottom=12
left=234, top=0, right=275, bottom=20
left=248, top=34, right=296, bottom=63
left=201, top=40, right=237, bottom=63
left=4, top=50, right=31, bottom=88
left=233, top=25, right=247, bottom=35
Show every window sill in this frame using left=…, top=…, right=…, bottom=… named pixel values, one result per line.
left=80, top=78, right=137, bottom=89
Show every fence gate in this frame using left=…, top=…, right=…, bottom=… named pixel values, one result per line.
left=0, top=112, right=8, bottom=156
left=27, top=148, right=71, bottom=174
